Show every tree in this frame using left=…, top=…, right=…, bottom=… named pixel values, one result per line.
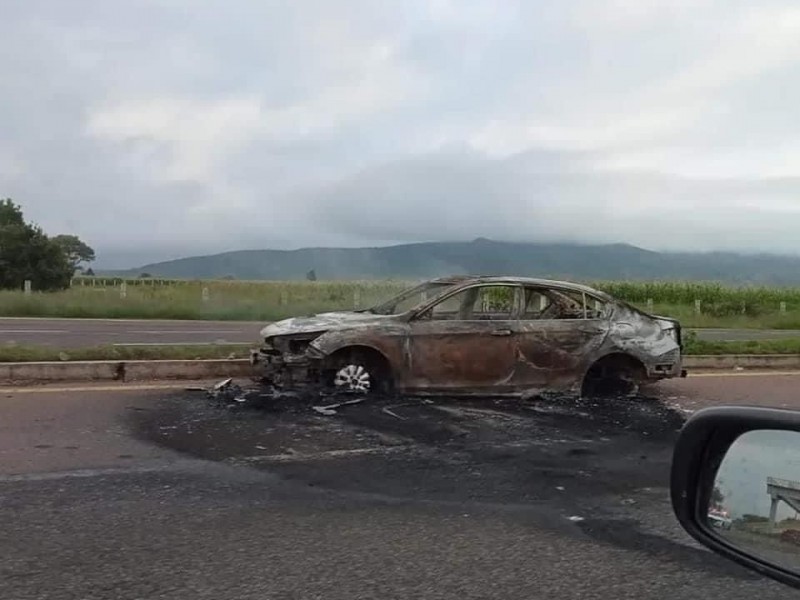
left=52, top=234, right=95, bottom=272
left=711, top=484, right=725, bottom=508
left=306, top=269, right=317, bottom=281
left=0, top=199, right=74, bottom=291
left=138, top=272, right=153, bottom=279
left=85, top=267, right=96, bottom=277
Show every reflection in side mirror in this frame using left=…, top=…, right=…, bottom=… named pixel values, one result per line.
left=671, top=407, right=800, bottom=589
left=707, top=430, right=800, bottom=574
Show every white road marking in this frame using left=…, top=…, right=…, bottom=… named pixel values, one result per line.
left=688, top=371, right=800, bottom=378
left=111, top=342, right=247, bottom=347
left=235, top=446, right=410, bottom=463
left=132, top=330, right=244, bottom=334
left=0, top=330, right=68, bottom=334
left=0, top=317, right=263, bottom=324
left=0, top=383, right=203, bottom=394
left=0, top=462, right=194, bottom=482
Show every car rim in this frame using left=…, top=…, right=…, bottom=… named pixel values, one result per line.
left=333, top=364, right=372, bottom=393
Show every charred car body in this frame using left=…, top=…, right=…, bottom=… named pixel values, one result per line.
left=252, top=276, right=685, bottom=398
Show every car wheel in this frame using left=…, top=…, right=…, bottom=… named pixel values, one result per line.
left=333, top=363, right=372, bottom=393
left=326, top=349, right=392, bottom=396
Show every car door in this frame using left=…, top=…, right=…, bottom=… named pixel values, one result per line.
left=513, top=287, right=611, bottom=391
left=405, top=283, right=522, bottom=393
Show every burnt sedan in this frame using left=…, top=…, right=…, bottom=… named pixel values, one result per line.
left=252, top=276, right=685, bottom=398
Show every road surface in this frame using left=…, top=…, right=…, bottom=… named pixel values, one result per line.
left=2, top=317, right=800, bottom=347
left=1, top=374, right=800, bottom=599
left=0, top=317, right=264, bottom=347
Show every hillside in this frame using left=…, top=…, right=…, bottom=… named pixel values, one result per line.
left=110, top=239, right=800, bottom=284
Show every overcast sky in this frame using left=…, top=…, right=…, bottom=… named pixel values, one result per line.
left=3, top=1, right=800, bottom=267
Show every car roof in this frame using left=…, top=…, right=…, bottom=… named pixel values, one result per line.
left=429, top=275, right=614, bottom=300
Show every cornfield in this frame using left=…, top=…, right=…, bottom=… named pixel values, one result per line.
left=0, top=277, right=799, bottom=326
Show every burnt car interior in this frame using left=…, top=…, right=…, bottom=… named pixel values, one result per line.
left=415, top=284, right=608, bottom=322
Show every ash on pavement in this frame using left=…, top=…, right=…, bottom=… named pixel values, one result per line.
left=131, top=389, right=685, bottom=516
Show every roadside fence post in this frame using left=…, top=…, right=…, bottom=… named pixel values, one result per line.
left=353, top=289, right=361, bottom=309
left=694, top=299, right=702, bottom=315
left=120, top=282, right=127, bottom=299
left=781, top=302, right=788, bottom=314
left=646, top=298, right=654, bottom=312
left=202, top=287, right=210, bottom=303
left=23, top=280, right=32, bottom=295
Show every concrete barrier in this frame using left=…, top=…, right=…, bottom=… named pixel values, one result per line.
left=683, top=355, right=800, bottom=370
left=1, top=355, right=799, bottom=385
left=0, top=359, right=255, bottom=384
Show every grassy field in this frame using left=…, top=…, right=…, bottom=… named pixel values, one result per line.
left=2, top=278, right=800, bottom=329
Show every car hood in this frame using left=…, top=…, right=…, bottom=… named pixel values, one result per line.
left=260, top=311, right=392, bottom=338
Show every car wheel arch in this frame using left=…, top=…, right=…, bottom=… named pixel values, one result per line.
left=581, top=352, right=647, bottom=396
left=320, top=344, right=395, bottom=389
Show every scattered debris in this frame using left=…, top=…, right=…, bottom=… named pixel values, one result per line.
left=556, top=486, right=566, bottom=491
left=213, top=378, right=233, bottom=391
left=567, top=515, right=585, bottom=522
left=312, top=398, right=365, bottom=416
left=203, top=377, right=251, bottom=405
left=621, top=498, right=636, bottom=505
left=382, top=407, right=408, bottom=420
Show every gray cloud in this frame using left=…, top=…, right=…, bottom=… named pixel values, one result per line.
left=3, top=0, right=800, bottom=267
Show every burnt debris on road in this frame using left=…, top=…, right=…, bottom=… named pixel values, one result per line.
left=139, top=383, right=687, bottom=508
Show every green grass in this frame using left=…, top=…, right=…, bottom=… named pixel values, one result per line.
left=3, top=278, right=800, bottom=329
left=0, top=280, right=409, bottom=321
left=683, top=334, right=800, bottom=355
left=0, top=344, right=252, bottom=363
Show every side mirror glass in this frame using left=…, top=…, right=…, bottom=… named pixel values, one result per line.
left=706, top=429, right=800, bottom=575
left=671, top=407, right=800, bottom=589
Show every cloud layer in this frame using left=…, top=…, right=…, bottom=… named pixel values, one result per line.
left=3, top=1, right=800, bottom=266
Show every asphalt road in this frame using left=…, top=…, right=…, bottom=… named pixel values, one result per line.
left=2, top=375, right=800, bottom=599
left=0, top=317, right=264, bottom=347
left=2, top=317, right=800, bottom=347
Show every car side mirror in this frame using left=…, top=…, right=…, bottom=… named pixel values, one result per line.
left=671, top=407, right=800, bottom=588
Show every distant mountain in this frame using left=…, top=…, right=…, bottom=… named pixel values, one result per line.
left=107, top=239, right=800, bottom=285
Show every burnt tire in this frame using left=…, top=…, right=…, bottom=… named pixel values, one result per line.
left=581, top=355, right=646, bottom=398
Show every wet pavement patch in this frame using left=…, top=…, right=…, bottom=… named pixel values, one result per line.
left=129, top=388, right=686, bottom=515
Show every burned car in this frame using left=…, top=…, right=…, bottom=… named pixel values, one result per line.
left=252, top=276, right=685, bottom=398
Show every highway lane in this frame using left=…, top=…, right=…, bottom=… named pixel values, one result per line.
left=2, top=317, right=800, bottom=347
left=1, top=375, right=799, bottom=599
left=0, top=317, right=264, bottom=347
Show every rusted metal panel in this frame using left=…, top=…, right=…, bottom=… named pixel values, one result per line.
left=405, top=320, right=518, bottom=390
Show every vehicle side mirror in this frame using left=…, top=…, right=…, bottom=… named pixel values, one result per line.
left=671, top=407, right=800, bottom=588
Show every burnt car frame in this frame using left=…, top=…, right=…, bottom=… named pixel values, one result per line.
left=252, top=276, right=685, bottom=398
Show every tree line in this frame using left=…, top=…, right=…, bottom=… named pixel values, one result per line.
left=0, top=199, right=95, bottom=291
